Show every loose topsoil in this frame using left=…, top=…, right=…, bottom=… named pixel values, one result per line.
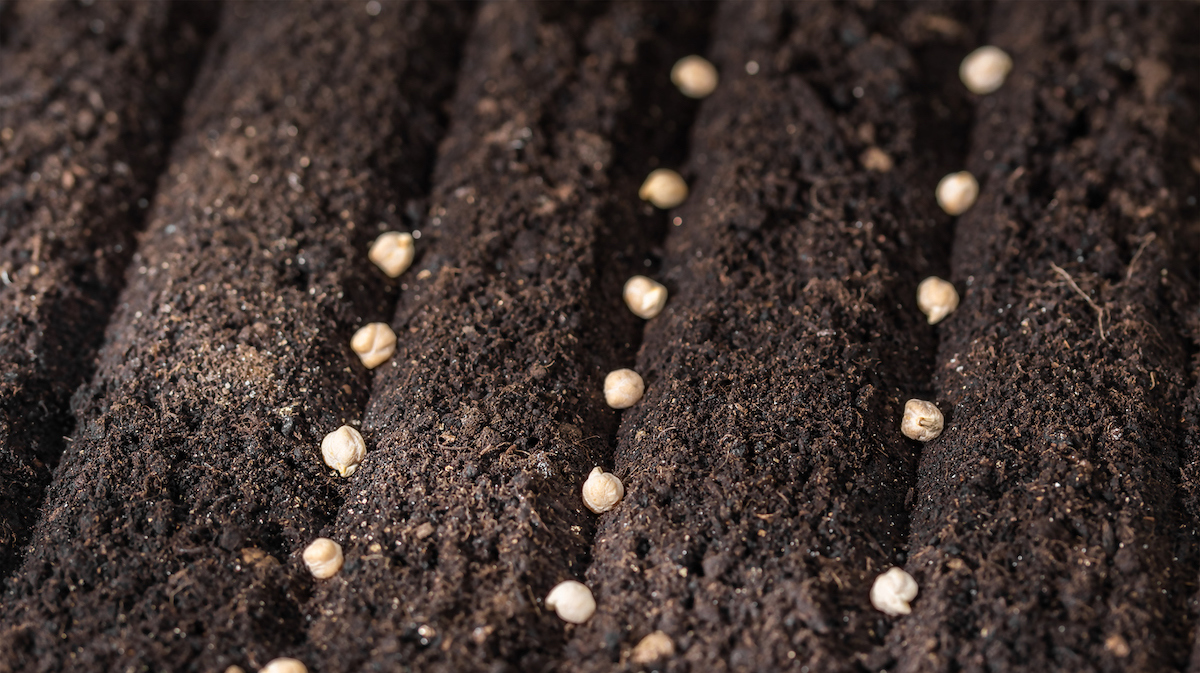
left=564, top=2, right=978, bottom=671
left=0, top=3, right=469, bottom=671
left=1, top=2, right=1198, bottom=673
left=889, top=3, right=1198, bottom=673
left=0, top=0, right=215, bottom=579
left=301, top=3, right=712, bottom=671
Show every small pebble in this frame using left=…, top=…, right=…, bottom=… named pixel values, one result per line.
left=545, top=580, right=596, bottom=624
left=935, top=171, right=979, bottom=216
left=351, top=322, right=397, bottom=369
left=260, top=658, right=307, bottom=673
left=916, top=276, right=959, bottom=325
left=639, top=169, right=688, bottom=209
left=623, top=275, right=667, bottom=319
left=368, top=231, right=415, bottom=278
left=582, top=467, right=624, bottom=514
left=871, top=567, right=918, bottom=616
left=604, top=368, right=644, bottom=409
left=630, top=631, right=675, bottom=664
left=960, top=45, right=1013, bottom=95
left=901, top=399, right=944, bottom=442
left=671, top=55, right=719, bottom=99
left=302, top=538, right=344, bottom=579
left=321, top=425, right=366, bottom=477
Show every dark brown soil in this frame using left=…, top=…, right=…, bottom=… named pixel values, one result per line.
left=0, top=3, right=469, bottom=672
left=562, top=2, right=980, bottom=671
left=300, top=3, right=712, bottom=671
left=0, top=0, right=216, bottom=579
left=889, top=3, right=1198, bottom=672
left=1, top=3, right=1198, bottom=673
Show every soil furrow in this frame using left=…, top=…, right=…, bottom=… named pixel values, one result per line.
left=0, top=0, right=217, bottom=580
left=0, top=3, right=470, bottom=671
left=890, top=3, right=1196, bottom=672
left=562, top=2, right=976, bottom=670
left=301, top=3, right=711, bottom=671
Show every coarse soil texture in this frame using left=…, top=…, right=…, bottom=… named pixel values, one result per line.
left=888, top=3, right=1199, bottom=673
left=0, top=3, right=470, bottom=672
left=0, top=0, right=216, bottom=579
left=300, top=3, right=713, bottom=671
left=563, top=2, right=982, bottom=671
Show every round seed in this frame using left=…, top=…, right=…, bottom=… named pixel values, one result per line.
left=604, top=368, right=644, bottom=409
left=582, top=467, right=624, bottom=514
left=901, top=399, right=944, bottom=442
left=368, top=231, right=415, bottom=278
left=351, top=322, right=396, bottom=369
left=545, top=580, right=596, bottom=624
left=870, top=567, right=918, bottom=616
left=916, top=276, right=959, bottom=325
left=630, top=631, right=675, bottom=664
left=302, top=538, right=344, bottom=579
left=935, top=171, right=979, bottom=216
left=639, top=169, right=688, bottom=209
left=260, top=658, right=307, bottom=673
left=959, top=45, right=1013, bottom=95
left=623, top=275, right=667, bottom=319
left=321, top=425, right=366, bottom=477
left=671, top=55, right=719, bottom=99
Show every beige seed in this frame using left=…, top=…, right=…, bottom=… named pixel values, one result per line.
left=870, top=567, right=918, bottom=616
left=959, top=45, right=1013, bottom=95
left=321, top=425, right=366, bottom=477
left=582, top=467, right=624, bottom=514
left=368, top=231, right=415, bottom=278
left=935, top=171, right=979, bottom=216
left=671, top=55, right=719, bottom=99
left=861, top=147, right=893, bottom=172
left=901, top=399, right=944, bottom=442
left=224, top=667, right=246, bottom=673
left=916, top=276, right=959, bottom=325
left=604, top=368, right=644, bottom=409
left=259, top=658, right=307, bottom=673
left=639, top=169, right=688, bottom=209
left=351, top=322, right=396, bottom=369
left=302, top=538, right=344, bottom=579
left=630, top=631, right=675, bottom=664
left=623, top=275, right=668, bottom=319
left=545, top=580, right=596, bottom=624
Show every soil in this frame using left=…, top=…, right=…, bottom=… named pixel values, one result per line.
left=0, top=0, right=216, bottom=579
left=300, top=3, right=713, bottom=671
left=0, top=2, right=1197, bottom=673
left=562, top=2, right=980, bottom=671
left=0, top=3, right=469, bottom=672
left=888, top=3, right=1198, bottom=672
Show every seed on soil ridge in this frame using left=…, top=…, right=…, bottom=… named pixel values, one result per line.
left=671, top=55, right=719, bottom=99
left=631, top=631, right=675, bottom=663
left=871, top=567, right=918, bottom=616
left=604, top=368, right=644, bottom=409
left=901, top=399, right=944, bottom=442
left=623, top=275, right=668, bottom=319
left=322, top=425, right=366, bottom=477
left=351, top=322, right=397, bottom=369
left=259, top=657, right=307, bottom=673
left=959, top=45, right=1013, bottom=94
left=582, top=466, right=624, bottom=514
left=302, top=538, right=344, bottom=579
left=639, top=168, right=688, bottom=209
left=545, top=580, right=596, bottom=624
left=369, top=231, right=415, bottom=277
left=917, top=276, right=959, bottom=325
left=935, top=171, right=979, bottom=215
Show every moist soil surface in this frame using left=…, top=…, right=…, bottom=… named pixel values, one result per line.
left=1, top=2, right=1198, bottom=673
